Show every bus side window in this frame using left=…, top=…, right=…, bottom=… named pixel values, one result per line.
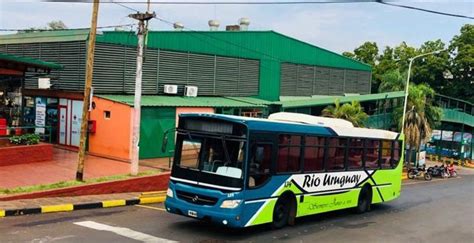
left=348, top=138, right=363, bottom=169
left=365, top=139, right=380, bottom=169
left=381, top=140, right=392, bottom=168
left=326, top=138, right=346, bottom=171
left=248, top=144, right=272, bottom=188
left=392, top=140, right=402, bottom=167
left=277, top=135, right=301, bottom=173
left=304, top=136, right=324, bottom=171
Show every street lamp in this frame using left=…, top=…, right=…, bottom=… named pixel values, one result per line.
left=400, top=49, right=443, bottom=133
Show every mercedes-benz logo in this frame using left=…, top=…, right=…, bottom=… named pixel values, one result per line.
left=192, top=195, right=199, bottom=202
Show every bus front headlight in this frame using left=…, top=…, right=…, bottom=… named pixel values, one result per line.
left=220, top=200, right=242, bottom=209
left=166, top=188, right=174, bottom=198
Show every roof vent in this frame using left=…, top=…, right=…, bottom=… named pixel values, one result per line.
left=239, top=17, right=250, bottom=31
left=226, top=25, right=240, bottom=31
left=173, top=22, right=184, bottom=31
left=208, top=20, right=220, bottom=31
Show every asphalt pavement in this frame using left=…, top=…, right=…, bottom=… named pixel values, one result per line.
left=1, top=175, right=473, bottom=243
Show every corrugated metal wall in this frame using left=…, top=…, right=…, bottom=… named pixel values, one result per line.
left=0, top=42, right=260, bottom=96
left=280, top=63, right=371, bottom=96
left=93, top=43, right=260, bottom=96
left=1, top=41, right=87, bottom=90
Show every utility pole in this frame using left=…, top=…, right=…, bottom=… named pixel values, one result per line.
left=129, top=11, right=155, bottom=176
left=76, top=0, right=100, bottom=181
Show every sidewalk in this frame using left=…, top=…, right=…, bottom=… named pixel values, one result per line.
left=0, top=148, right=171, bottom=189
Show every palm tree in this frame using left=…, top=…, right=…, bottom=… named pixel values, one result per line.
left=404, top=106, right=432, bottom=167
left=322, top=99, right=369, bottom=127
left=394, top=84, right=442, bottom=167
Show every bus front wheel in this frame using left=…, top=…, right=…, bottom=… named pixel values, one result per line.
left=272, top=193, right=296, bottom=229
left=356, top=185, right=372, bottom=214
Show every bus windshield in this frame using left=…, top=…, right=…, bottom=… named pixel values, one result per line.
left=176, top=132, right=246, bottom=179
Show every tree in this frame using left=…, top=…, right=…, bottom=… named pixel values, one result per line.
left=47, top=20, right=68, bottom=30
left=322, top=99, right=369, bottom=127
left=378, top=69, right=406, bottom=93
left=448, top=24, right=474, bottom=103
left=391, top=84, right=442, bottom=166
left=411, top=39, right=450, bottom=91
left=19, top=20, right=68, bottom=33
left=345, top=41, right=379, bottom=67
left=403, top=106, right=430, bottom=168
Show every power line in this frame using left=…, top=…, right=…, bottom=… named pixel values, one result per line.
left=45, top=0, right=474, bottom=19
left=113, top=2, right=285, bottom=62
left=0, top=24, right=136, bottom=32
left=47, top=0, right=376, bottom=5
left=376, top=1, right=474, bottom=20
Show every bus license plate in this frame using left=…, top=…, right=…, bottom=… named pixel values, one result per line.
left=188, top=210, right=197, bottom=218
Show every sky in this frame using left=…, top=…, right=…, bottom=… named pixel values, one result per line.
left=0, top=0, right=472, bottom=53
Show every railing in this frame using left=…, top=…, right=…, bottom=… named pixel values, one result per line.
left=435, top=94, right=473, bottom=115
left=365, top=113, right=393, bottom=129
left=0, top=125, right=53, bottom=143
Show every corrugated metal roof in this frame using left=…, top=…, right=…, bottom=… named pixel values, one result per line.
left=98, top=95, right=267, bottom=108
left=0, top=29, right=89, bottom=44
left=226, top=97, right=277, bottom=105
left=279, top=91, right=405, bottom=109
left=0, top=52, right=63, bottom=70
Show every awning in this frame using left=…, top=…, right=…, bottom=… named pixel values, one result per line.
left=0, top=52, right=63, bottom=72
left=279, top=91, right=405, bottom=109
left=99, top=95, right=268, bottom=108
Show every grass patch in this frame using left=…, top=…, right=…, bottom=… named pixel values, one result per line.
left=0, top=169, right=162, bottom=196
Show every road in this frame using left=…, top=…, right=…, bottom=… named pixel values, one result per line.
left=1, top=175, right=473, bottom=243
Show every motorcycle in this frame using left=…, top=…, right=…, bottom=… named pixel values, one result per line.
left=447, top=164, right=458, bottom=178
left=427, top=165, right=449, bottom=178
left=408, top=165, right=432, bottom=181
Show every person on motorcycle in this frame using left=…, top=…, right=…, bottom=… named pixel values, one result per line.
left=447, top=163, right=457, bottom=177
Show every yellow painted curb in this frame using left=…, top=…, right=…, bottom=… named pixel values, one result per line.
left=102, top=200, right=126, bottom=208
left=0, top=210, right=5, bottom=217
left=41, top=204, right=74, bottom=213
left=140, top=196, right=166, bottom=204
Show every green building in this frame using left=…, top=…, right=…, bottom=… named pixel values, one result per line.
left=0, top=29, right=406, bottom=160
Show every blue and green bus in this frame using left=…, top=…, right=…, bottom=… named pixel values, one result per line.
left=164, top=113, right=404, bottom=228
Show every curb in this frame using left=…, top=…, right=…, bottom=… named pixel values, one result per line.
left=0, top=194, right=166, bottom=218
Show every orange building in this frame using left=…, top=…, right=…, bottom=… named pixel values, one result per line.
left=88, top=96, right=267, bottom=161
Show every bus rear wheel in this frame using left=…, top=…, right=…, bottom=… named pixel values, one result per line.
left=272, top=194, right=295, bottom=229
left=356, top=186, right=372, bottom=214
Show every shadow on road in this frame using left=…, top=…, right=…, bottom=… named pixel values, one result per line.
left=166, top=204, right=402, bottom=242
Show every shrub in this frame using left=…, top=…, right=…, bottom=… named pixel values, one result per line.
left=9, top=134, right=41, bottom=145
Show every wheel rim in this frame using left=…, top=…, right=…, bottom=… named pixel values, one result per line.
left=275, top=204, right=285, bottom=221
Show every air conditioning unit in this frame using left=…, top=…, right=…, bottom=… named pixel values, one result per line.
left=163, top=84, right=178, bottom=94
left=184, top=86, right=198, bottom=97
left=38, top=78, right=51, bottom=89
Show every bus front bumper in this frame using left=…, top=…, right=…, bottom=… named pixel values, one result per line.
left=165, top=197, right=244, bottom=228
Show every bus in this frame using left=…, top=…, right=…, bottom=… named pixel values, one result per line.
left=164, top=112, right=404, bottom=228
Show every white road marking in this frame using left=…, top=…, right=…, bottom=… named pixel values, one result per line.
left=73, top=221, right=178, bottom=243
left=135, top=204, right=166, bottom=211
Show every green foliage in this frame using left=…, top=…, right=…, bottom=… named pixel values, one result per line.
left=378, top=69, right=407, bottom=93
left=19, top=20, right=67, bottom=33
left=447, top=24, right=474, bottom=103
left=9, top=134, right=41, bottom=145
left=322, top=99, right=369, bottom=127
left=345, top=24, right=473, bottom=101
